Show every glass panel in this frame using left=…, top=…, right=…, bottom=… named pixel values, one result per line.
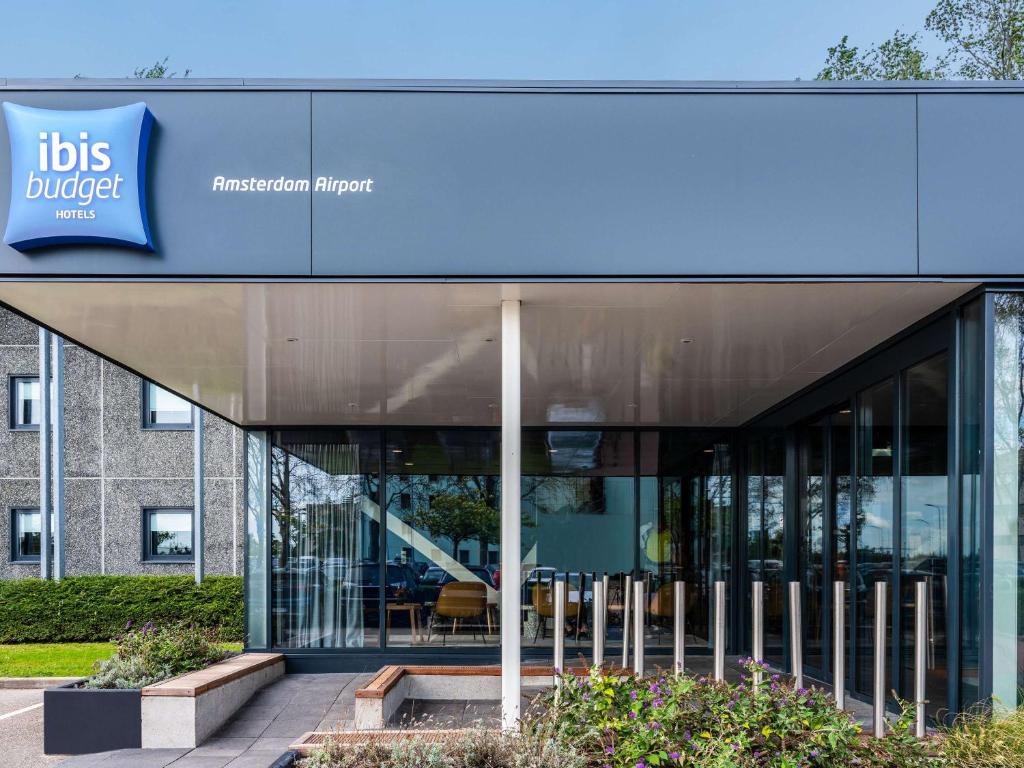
left=385, top=429, right=500, bottom=648
left=832, top=409, right=853, bottom=683
left=899, top=352, right=949, bottom=718
left=745, top=439, right=764, bottom=652
left=854, top=379, right=895, bottom=695
left=13, top=509, right=40, bottom=559
left=147, top=510, right=193, bottom=557
left=145, top=382, right=192, bottom=426
left=992, top=294, right=1024, bottom=708
left=271, top=430, right=381, bottom=649
left=799, top=420, right=826, bottom=674
left=762, top=432, right=786, bottom=666
left=522, top=430, right=633, bottom=651
left=639, top=431, right=731, bottom=652
left=960, top=298, right=984, bottom=709
left=245, top=431, right=269, bottom=649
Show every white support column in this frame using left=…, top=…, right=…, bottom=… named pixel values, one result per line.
left=500, top=299, right=521, bottom=731
left=52, top=336, right=65, bottom=581
left=193, top=406, right=205, bottom=584
left=38, top=329, right=51, bottom=581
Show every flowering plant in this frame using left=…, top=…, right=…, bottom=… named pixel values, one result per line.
left=541, top=659, right=936, bottom=768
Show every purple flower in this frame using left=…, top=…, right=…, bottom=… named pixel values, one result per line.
left=630, top=690, right=638, bottom=701
left=636, top=762, right=646, bottom=768
left=652, top=698, right=663, bottom=707
left=650, top=721, right=661, bottom=730
left=669, top=753, right=680, bottom=760
left=629, top=711, right=638, bottom=719
left=605, top=746, right=615, bottom=755
left=649, top=683, right=660, bottom=693
left=684, top=730, right=692, bottom=741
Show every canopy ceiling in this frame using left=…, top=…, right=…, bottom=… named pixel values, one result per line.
left=0, top=281, right=974, bottom=427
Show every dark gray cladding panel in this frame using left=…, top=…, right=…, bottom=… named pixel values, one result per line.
left=311, top=91, right=918, bottom=276
left=919, top=94, right=1024, bottom=276
left=0, top=91, right=311, bottom=275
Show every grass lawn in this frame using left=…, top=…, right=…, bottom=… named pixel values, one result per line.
left=0, top=642, right=243, bottom=677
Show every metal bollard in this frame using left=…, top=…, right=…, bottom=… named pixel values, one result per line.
left=593, top=579, right=606, bottom=668
left=788, top=581, right=803, bottom=689
left=673, top=581, right=686, bottom=676
left=633, top=582, right=645, bottom=676
left=622, top=574, right=632, bottom=669
left=554, top=579, right=565, bottom=687
left=915, top=580, right=927, bottom=737
left=602, top=572, right=610, bottom=642
left=714, top=581, right=726, bottom=681
left=873, top=580, right=887, bottom=738
left=833, top=580, right=845, bottom=710
left=751, top=581, right=764, bottom=687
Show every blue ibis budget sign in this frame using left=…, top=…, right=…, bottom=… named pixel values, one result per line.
left=3, top=102, right=154, bottom=250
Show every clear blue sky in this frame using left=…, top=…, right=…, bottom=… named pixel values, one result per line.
left=1, top=0, right=940, bottom=81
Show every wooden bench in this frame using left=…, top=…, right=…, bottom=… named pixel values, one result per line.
left=353, top=663, right=606, bottom=729
left=140, top=652, right=285, bottom=748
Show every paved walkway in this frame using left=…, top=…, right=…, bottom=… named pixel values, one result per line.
left=55, top=673, right=371, bottom=768
left=0, top=688, right=63, bottom=767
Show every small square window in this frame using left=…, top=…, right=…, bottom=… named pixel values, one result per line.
left=10, top=508, right=51, bottom=562
left=143, top=508, right=194, bottom=562
left=142, top=382, right=193, bottom=430
left=9, top=376, right=57, bottom=430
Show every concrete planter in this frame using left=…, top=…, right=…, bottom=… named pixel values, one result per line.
left=42, top=653, right=283, bottom=754
left=43, top=684, right=142, bottom=754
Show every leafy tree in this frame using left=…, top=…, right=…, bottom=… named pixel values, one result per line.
left=818, top=31, right=941, bottom=80
left=818, top=0, right=1024, bottom=80
left=132, top=57, right=191, bottom=79
left=404, top=491, right=499, bottom=558
left=926, top=0, right=1024, bottom=79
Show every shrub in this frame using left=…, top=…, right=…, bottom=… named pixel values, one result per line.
left=302, top=728, right=586, bottom=768
left=86, top=622, right=229, bottom=689
left=0, top=575, right=242, bottom=643
left=941, top=703, right=1024, bottom=768
left=541, top=660, right=939, bottom=767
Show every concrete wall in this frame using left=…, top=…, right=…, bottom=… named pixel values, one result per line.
left=0, top=308, right=243, bottom=579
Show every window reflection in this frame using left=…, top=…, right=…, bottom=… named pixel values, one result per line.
left=639, top=432, right=732, bottom=652
left=899, top=352, right=948, bottom=719
left=270, top=430, right=381, bottom=649
left=855, top=380, right=895, bottom=695
left=521, top=431, right=633, bottom=650
left=385, top=430, right=500, bottom=647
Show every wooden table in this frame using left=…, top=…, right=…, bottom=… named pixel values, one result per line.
left=385, top=602, right=422, bottom=644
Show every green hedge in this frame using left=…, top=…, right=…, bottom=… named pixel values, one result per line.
left=0, top=575, right=243, bottom=643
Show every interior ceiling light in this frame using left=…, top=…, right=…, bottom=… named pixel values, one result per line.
left=404, top=461, right=414, bottom=467
left=286, top=337, right=298, bottom=342
left=680, top=338, right=695, bottom=344
left=391, top=448, right=403, bottom=454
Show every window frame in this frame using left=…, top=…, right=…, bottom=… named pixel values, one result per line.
left=140, top=381, right=194, bottom=431
left=142, top=506, right=195, bottom=563
left=10, top=507, right=42, bottom=563
left=9, top=374, right=40, bottom=431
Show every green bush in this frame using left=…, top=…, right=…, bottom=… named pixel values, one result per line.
left=86, top=622, right=229, bottom=689
left=540, top=660, right=938, bottom=767
left=0, top=575, right=243, bottom=643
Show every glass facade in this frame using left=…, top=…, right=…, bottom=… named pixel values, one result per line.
left=240, top=294, right=1024, bottom=720
left=992, top=294, right=1024, bottom=708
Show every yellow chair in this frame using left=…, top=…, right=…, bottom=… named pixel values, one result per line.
left=532, top=580, right=583, bottom=642
left=427, top=581, right=488, bottom=646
